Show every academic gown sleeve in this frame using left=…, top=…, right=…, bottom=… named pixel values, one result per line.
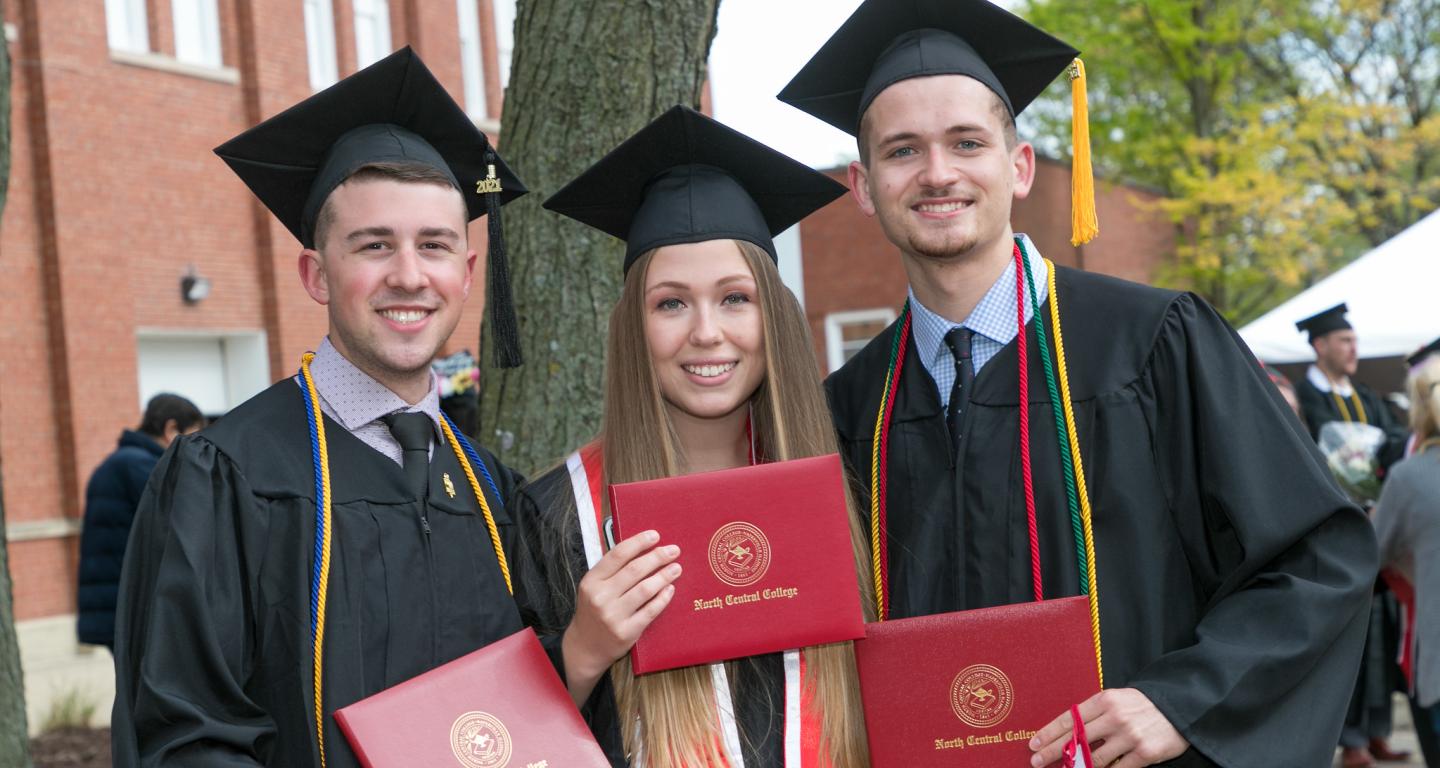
left=511, top=472, right=628, bottom=768
left=111, top=436, right=274, bottom=767
left=1125, top=295, right=1377, bottom=767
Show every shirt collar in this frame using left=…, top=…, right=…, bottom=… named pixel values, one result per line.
left=309, top=336, right=443, bottom=434
left=1306, top=364, right=1353, bottom=397
left=907, top=234, right=1049, bottom=366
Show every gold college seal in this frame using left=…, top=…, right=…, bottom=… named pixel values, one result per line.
left=450, top=711, right=512, bottom=768
left=708, top=521, right=772, bottom=588
left=949, top=664, right=1015, bottom=728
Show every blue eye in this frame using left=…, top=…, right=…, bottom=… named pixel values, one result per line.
left=890, top=146, right=916, bottom=158
left=657, top=297, right=684, bottom=311
left=723, top=292, right=750, bottom=305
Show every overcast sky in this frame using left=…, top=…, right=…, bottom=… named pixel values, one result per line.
left=708, top=0, right=1018, bottom=170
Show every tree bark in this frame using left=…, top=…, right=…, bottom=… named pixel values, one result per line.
left=477, top=0, right=720, bottom=473
left=0, top=1, right=34, bottom=762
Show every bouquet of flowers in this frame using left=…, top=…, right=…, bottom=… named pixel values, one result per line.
left=1318, top=421, right=1386, bottom=506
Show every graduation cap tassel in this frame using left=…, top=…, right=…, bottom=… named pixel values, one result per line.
left=1069, top=59, right=1099, bottom=246
left=482, top=153, right=524, bottom=369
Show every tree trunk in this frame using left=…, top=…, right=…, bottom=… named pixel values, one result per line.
left=477, top=0, right=720, bottom=473
left=0, top=3, right=34, bottom=764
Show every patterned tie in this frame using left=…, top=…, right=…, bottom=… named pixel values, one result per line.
left=381, top=412, right=432, bottom=499
left=944, top=327, right=975, bottom=450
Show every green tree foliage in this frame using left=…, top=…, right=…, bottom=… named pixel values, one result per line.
left=1020, top=0, right=1440, bottom=324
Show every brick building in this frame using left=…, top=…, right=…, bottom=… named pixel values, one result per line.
left=0, top=0, right=1172, bottom=731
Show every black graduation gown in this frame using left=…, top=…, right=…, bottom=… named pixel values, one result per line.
left=112, top=380, right=546, bottom=767
left=826, top=266, right=1377, bottom=768
left=1295, top=376, right=1408, bottom=470
left=516, top=465, right=790, bottom=768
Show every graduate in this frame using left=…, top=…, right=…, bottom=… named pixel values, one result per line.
left=778, top=1, right=1377, bottom=765
left=111, top=49, right=544, bottom=767
left=518, top=106, right=872, bottom=767
left=1294, top=303, right=1408, bottom=465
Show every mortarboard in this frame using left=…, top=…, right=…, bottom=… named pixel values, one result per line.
left=778, top=0, right=1098, bottom=246
left=214, top=47, right=528, bottom=368
left=1407, top=338, right=1440, bottom=369
left=542, top=105, right=847, bottom=274
left=1294, top=303, right=1353, bottom=343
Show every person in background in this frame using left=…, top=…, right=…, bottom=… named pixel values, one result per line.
left=76, top=393, right=204, bottom=650
left=1373, top=354, right=1440, bottom=761
left=1262, top=362, right=1304, bottom=425
left=434, top=349, right=482, bottom=441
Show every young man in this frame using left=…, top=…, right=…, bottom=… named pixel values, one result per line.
left=111, top=49, right=540, bottom=767
left=77, top=393, right=204, bottom=650
left=781, top=2, right=1376, bottom=766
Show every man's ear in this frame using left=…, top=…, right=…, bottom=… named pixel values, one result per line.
left=1011, top=141, right=1037, bottom=201
left=463, top=250, right=478, bottom=299
left=299, top=249, right=329, bottom=305
left=848, top=160, right=877, bottom=217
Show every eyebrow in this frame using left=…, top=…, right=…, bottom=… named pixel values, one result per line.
left=418, top=227, right=462, bottom=240
left=344, top=226, right=462, bottom=242
left=645, top=274, right=755, bottom=294
left=878, top=124, right=992, bottom=146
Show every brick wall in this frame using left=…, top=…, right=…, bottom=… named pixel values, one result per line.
left=1, top=0, right=507, bottom=622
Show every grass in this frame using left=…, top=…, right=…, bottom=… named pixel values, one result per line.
left=39, top=686, right=97, bottom=733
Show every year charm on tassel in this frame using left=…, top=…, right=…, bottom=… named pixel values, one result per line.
left=475, top=164, right=503, bottom=195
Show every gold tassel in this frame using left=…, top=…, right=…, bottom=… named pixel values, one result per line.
left=1069, top=59, right=1099, bottom=246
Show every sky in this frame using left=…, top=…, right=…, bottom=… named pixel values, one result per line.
left=708, top=0, right=1019, bottom=170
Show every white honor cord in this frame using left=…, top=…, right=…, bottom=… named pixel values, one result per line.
left=711, top=663, right=747, bottom=767
left=567, top=450, right=604, bottom=569
left=783, top=650, right=802, bottom=765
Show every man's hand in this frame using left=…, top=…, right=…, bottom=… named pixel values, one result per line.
left=561, top=529, right=681, bottom=705
left=1029, top=688, right=1188, bottom=768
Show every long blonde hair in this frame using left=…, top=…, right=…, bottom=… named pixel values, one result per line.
left=601, top=240, right=873, bottom=767
left=1408, top=356, right=1440, bottom=442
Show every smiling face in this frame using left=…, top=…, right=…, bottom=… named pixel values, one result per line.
left=642, top=240, right=767, bottom=424
left=849, top=75, right=1034, bottom=265
left=299, top=176, right=476, bottom=399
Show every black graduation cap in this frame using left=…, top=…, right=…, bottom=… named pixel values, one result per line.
left=1295, top=303, right=1353, bottom=343
left=542, top=105, right=847, bottom=274
left=777, top=0, right=1079, bottom=136
left=214, top=46, right=528, bottom=368
left=1408, top=338, right=1440, bottom=369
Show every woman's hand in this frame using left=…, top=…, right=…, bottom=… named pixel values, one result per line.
left=561, top=529, right=681, bottom=704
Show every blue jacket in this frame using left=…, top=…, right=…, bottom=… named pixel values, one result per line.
left=77, top=429, right=164, bottom=647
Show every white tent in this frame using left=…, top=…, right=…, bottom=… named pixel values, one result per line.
left=1238, top=207, right=1440, bottom=364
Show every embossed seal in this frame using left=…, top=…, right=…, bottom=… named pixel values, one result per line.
left=450, top=711, right=512, bottom=768
left=949, top=664, right=1015, bottom=728
left=707, top=521, right=772, bottom=588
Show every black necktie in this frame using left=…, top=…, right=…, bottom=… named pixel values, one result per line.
left=944, top=327, right=975, bottom=450
left=382, top=412, right=432, bottom=499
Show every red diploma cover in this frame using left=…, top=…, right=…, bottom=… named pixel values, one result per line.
left=334, top=628, right=609, bottom=768
left=853, top=596, right=1101, bottom=766
left=610, top=453, right=866, bottom=674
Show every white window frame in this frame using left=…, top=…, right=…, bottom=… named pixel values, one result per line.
left=456, top=0, right=487, bottom=119
left=105, top=0, right=150, bottom=54
left=136, top=330, right=271, bottom=416
left=492, top=0, right=516, bottom=89
left=824, top=308, right=898, bottom=373
left=304, top=0, right=339, bottom=90
left=352, top=0, right=392, bottom=69
left=172, top=0, right=223, bottom=68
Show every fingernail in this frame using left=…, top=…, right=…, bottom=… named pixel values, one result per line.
left=668, top=563, right=683, bottom=576
left=644, top=530, right=660, bottom=543
left=663, top=545, right=680, bottom=557
left=1029, top=738, right=1039, bottom=749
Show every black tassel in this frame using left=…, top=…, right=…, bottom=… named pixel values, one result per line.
left=484, top=152, right=523, bottom=369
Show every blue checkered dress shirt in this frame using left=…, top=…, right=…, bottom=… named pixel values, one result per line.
left=908, top=235, right=1050, bottom=408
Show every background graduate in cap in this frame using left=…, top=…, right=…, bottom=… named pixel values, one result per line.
left=780, top=1, right=1376, bottom=765
left=518, top=105, right=871, bottom=767
left=111, top=48, right=545, bottom=768
left=1293, top=303, right=1414, bottom=767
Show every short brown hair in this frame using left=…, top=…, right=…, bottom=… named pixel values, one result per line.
left=312, top=162, right=460, bottom=249
left=857, top=85, right=1017, bottom=166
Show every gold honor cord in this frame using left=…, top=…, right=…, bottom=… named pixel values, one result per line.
left=300, top=354, right=513, bottom=768
left=1331, top=390, right=1367, bottom=424
left=1044, top=259, right=1104, bottom=687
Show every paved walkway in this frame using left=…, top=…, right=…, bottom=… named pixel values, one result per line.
left=1335, top=694, right=1425, bottom=767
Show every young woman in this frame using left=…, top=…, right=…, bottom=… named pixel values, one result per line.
left=515, top=106, right=872, bottom=767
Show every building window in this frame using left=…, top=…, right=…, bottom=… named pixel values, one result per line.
left=824, top=309, right=898, bottom=372
left=137, top=332, right=270, bottom=417
left=304, top=0, right=339, bottom=90
left=353, top=0, right=392, bottom=69
left=456, top=0, right=487, bottom=118
left=172, top=0, right=223, bottom=68
left=493, top=0, right=516, bottom=88
left=105, top=0, right=149, bottom=53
